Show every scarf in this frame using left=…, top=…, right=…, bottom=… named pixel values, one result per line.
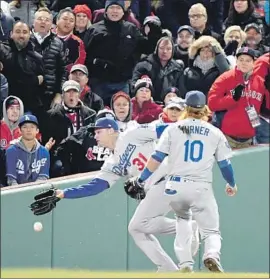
left=63, top=103, right=82, bottom=133
left=193, top=55, right=215, bottom=75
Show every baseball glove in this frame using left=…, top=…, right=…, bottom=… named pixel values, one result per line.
left=124, top=178, right=146, bottom=200
left=30, top=187, right=60, bottom=216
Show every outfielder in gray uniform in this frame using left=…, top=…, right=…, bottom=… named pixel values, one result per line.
left=126, top=91, right=238, bottom=273
left=54, top=117, right=200, bottom=272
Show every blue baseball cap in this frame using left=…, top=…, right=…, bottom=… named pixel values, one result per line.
left=185, top=91, right=206, bottom=108
left=18, top=114, right=39, bottom=127
left=94, top=117, right=119, bottom=131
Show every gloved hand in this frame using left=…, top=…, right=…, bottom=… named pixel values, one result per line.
left=124, top=177, right=146, bottom=200
left=232, top=84, right=244, bottom=101
left=93, top=58, right=115, bottom=70
left=147, top=21, right=163, bottom=39
left=224, top=40, right=239, bottom=56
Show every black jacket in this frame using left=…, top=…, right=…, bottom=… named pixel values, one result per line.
left=81, top=86, right=104, bottom=113
left=30, top=32, right=68, bottom=109
left=174, top=45, right=189, bottom=69
left=55, top=124, right=111, bottom=175
left=0, top=39, right=44, bottom=112
left=194, top=26, right=223, bottom=45
left=83, top=17, right=162, bottom=82
left=132, top=54, right=184, bottom=101
left=41, top=103, right=96, bottom=149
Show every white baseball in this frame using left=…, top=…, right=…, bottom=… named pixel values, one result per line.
left=33, top=222, right=43, bottom=232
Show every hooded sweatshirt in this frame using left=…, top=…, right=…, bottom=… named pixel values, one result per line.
left=6, top=137, right=50, bottom=185
left=0, top=96, right=24, bottom=149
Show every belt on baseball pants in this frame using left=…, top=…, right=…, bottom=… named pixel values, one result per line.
left=169, top=176, right=195, bottom=183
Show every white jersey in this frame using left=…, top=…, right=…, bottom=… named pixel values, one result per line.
left=96, top=123, right=169, bottom=189
left=156, top=118, right=233, bottom=183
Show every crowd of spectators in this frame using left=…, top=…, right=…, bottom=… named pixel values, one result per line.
left=0, top=0, right=269, bottom=187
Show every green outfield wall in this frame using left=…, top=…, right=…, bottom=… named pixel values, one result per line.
left=1, top=146, right=269, bottom=273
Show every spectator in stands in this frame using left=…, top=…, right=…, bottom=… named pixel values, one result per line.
left=6, top=114, right=50, bottom=186
left=83, top=0, right=163, bottom=106
left=243, top=23, right=270, bottom=57
left=31, top=7, right=67, bottom=111
left=55, top=7, right=86, bottom=72
left=0, top=6, right=14, bottom=42
left=0, top=73, right=8, bottom=119
left=69, top=64, right=104, bottom=113
left=0, top=147, right=6, bottom=186
left=208, top=47, right=268, bottom=149
left=49, top=0, right=104, bottom=12
left=1, top=1, right=11, bottom=16
left=0, top=21, right=44, bottom=116
left=161, top=87, right=181, bottom=106
left=188, top=4, right=222, bottom=43
left=174, top=25, right=195, bottom=68
left=223, top=25, right=246, bottom=66
left=224, top=0, right=268, bottom=36
left=131, top=76, right=162, bottom=124
left=54, top=109, right=114, bottom=176
left=0, top=96, right=23, bottom=149
left=41, top=80, right=96, bottom=152
left=132, top=37, right=184, bottom=102
left=154, top=97, right=185, bottom=123
left=110, top=91, right=137, bottom=131
left=9, top=0, right=47, bottom=26
left=93, top=0, right=140, bottom=28
left=73, top=4, right=92, bottom=41
left=180, top=35, right=230, bottom=97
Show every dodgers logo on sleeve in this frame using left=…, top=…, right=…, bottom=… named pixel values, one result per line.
left=112, top=144, right=136, bottom=176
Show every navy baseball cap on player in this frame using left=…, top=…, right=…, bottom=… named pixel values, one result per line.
left=18, top=114, right=39, bottom=127
left=185, top=91, right=206, bottom=108
left=94, top=117, right=119, bottom=131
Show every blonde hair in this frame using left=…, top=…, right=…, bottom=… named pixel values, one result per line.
left=189, top=3, right=207, bottom=18
left=179, top=105, right=212, bottom=122
left=224, top=25, right=246, bottom=45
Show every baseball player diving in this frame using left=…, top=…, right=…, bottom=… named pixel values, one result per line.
left=30, top=115, right=200, bottom=272
left=124, top=91, right=238, bottom=273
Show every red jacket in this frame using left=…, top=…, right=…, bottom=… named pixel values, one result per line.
left=131, top=98, right=162, bottom=124
left=0, top=120, right=21, bottom=149
left=208, top=67, right=268, bottom=138
left=253, top=53, right=270, bottom=78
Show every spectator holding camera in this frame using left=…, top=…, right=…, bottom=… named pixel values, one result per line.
left=0, top=96, right=23, bottom=149
left=208, top=47, right=268, bottom=149
left=6, top=114, right=50, bottom=186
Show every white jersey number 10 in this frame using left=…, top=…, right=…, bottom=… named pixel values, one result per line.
left=184, top=140, right=204, bottom=162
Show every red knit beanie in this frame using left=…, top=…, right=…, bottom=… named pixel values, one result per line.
left=73, top=5, right=92, bottom=21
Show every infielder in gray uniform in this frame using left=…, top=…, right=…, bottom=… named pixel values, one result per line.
left=125, top=91, right=238, bottom=273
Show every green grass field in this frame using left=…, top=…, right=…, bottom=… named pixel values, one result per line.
left=1, top=269, right=269, bottom=278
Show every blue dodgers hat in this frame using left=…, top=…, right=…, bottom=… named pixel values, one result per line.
left=185, top=91, right=206, bottom=108
left=94, top=117, right=119, bottom=131
left=18, top=114, right=39, bottom=127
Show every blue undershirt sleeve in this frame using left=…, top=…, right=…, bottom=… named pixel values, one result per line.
left=63, top=178, right=109, bottom=199
left=218, top=159, right=235, bottom=187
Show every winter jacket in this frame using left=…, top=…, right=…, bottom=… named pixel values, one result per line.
left=6, top=137, right=50, bottom=185
left=131, top=98, right=162, bottom=124
left=0, top=11, right=14, bottom=42
left=41, top=102, right=96, bottom=148
left=173, top=45, right=189, bottom=69
left=0, top=73, right=8, bottom=119
left=80, top=85, right=104, bottom=113
left=0, top=96, right=24, bottom=149
left=194, top=26, right=222, bottom=45
left=50, top=0, right=104, bottom=12
left=132, top=54, right=184, bottom=101
left=83, top=17, right=162, bottom=83
left=30, top=32, right=67, bottom=109
left=55, top=124, right=111, bottom=175
left=180, top=36, right=230, bottom=97
left=208, top=67, right=268, bottom=138
left=54, top=31, right=86, bottom=73
left=0, top=39, right=44, bottom=112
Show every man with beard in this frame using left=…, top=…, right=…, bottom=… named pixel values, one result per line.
left=174, top=26, right=195, bottom=69
left=0, top=21, right=44, bottom=116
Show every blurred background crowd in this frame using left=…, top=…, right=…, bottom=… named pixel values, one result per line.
left=0, top=0, right=269, bottom=187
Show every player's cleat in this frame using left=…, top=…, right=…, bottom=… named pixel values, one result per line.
left=179, top=267, right=193, bottom=273
left=191, top=220, right=200, bottom=257
left=204, top=258, right=224, bottom=273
